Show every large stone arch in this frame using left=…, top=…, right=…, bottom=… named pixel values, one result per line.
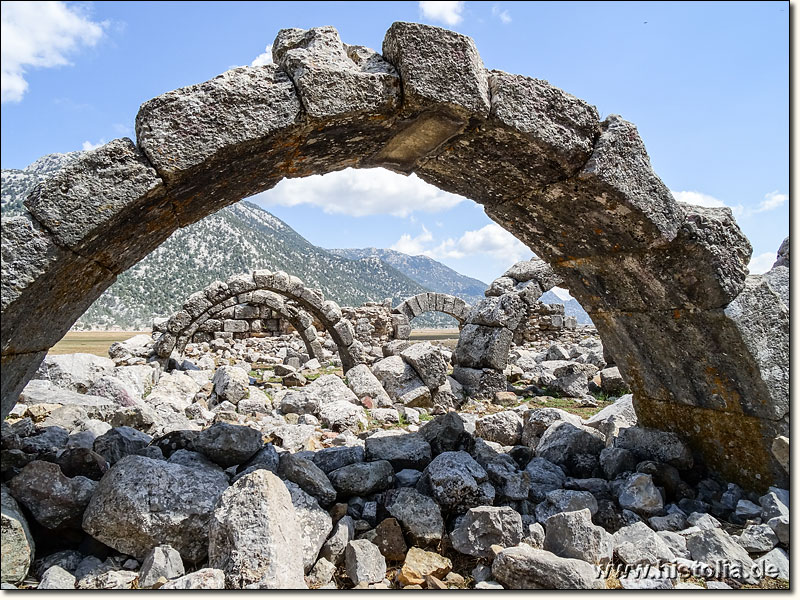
left=0, top=23, right=787, bottom=489
left=391, top=292, right=470, bottom=339
left=159, top=280, right=327, bottom=360
left=152, top=271, right=360, bottom=368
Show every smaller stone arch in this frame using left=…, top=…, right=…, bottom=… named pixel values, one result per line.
left=158, top=287, right=325, bottom=360
left=391, top=292, right=471, bottom=340
left=152, top=270, right=364, bottom=371
left=452, top=258, right=566, bottom=398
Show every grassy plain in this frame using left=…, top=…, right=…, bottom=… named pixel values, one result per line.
left=49, top=331, right=150, bottom=357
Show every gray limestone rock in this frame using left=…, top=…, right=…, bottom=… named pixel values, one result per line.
left=400, top=342, right=448, bottom=389
left=8, top=460, right=96, bottom=529
left=618, top=473, right=664, bottom=517
left=1, top=484, right=35, bottom=584
left=615, top=427, right=693, bottom=469
left=160, top=568, right=226, bottom=589
left=364, top=430, right=431, bottom=471
left=208, top=470, right=306, bottom=589
left=192, top=422, right=262, bottom=468
left=450, top=506, right=523, bottom=558
left=82, top=455, right=228, bottom=562
left=385, top=487, right=444, bottom=547
left=139, top=545, right=185, bottom=588
left=492, top=545, right=605, bottom=590
left=345, top=539, right=386, bottom=585
left=417, top=451, right=494, bottom=513
left=328, top=460, right=395, bottom=498
left=38, top=565, right=77, bottom=590
left=321, top=515, right=354, bottom=566
left=475, top=411, right=523, bottom=446
left=212, top=365, right=250, bottom=405
left=278, top=453, right=337, bottom=507
left=284, top=481, right=333, bottom=573
left=345, top=363, right=392, bottom=407
left=613, top=522, right=676, bottom=566
left=544, top=508, right=613, bottom=565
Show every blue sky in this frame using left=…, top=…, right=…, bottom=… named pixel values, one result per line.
left=1, top=1, right=789, bottom=284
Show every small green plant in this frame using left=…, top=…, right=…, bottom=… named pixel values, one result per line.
left=397, top=412, right=409, bottom=427
left=419, top=413, right=433, bottom=422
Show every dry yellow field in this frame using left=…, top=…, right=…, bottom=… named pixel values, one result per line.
left=49, top=331, right=150, bottom=357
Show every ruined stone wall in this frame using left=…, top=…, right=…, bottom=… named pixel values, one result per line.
left=341, top=301, right=395, bottom=346
left=158, top=302, right=294, bottom=344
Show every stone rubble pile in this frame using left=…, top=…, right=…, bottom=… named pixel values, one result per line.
left=0, top=325, right=788, bottom=590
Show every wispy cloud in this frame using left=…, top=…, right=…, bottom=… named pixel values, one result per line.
left=392, top=222, right=531, bottom=264
left=253, top=168, right=465, bottom=218
left=251, top=44, right=273, bottom=66
left=419, top=1, right=465, bottom=26
left=753, top=190, right=787, bottom=213
left=748, top=251, right=776, bottom=274
left=492, top=5, right=512, bottom=23
left=391, top=226, right=434, bottom=255
left=1, top=1, right=107, bottom=103
left=671, top=189, right=788, bottom=219
left=81, top=138, right=106, bottom=151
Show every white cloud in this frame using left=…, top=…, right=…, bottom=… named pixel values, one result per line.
left=492, top=5, right=512, bottom=23
left=254, top=168, right=466, bottom=217
left=671, top=189, right=744, bottom=217
left=551, top=287, right=573, bottom=301
left=749, top=251, right=776, bottom=274
left=81, top=138, right=106, bottom=151
left=395, top=223, right=531, bottom=264
left=251, top=44, right=273, bottom=66
left=671, top=189, right=788, bottom=218
left=754, top=190, right=787, bottom=213
left=419, top=1, right=464, bottom=26
left=1, top=1, right=106, bottom=103
left=391, top=226, right=434, bottom=255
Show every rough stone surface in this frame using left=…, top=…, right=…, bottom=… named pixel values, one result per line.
left=417, top=451, right=494, bottom=513
left=385, top=487, right=444, bottom=547
left=365, top=430, right=431, bottom=471
left=492, top=545, right=605, bottom=590
left=1, top=484, right=35, bottom=584
left=208, top=470, right=306, bottom=589
left=139, top=545, right=185, bottom=588
left=543, top=509, right=613, bottom=565
left=82, top=455, right=228, bottom=562
left=450, top=506, right=523, bottom=557
left=284, top=481, right=333, bottom=573
left=345, top=539, right=386, bottom=585
left=193, top=422, right=262, bottom=468
left=8, top=461, right=96, bottom=529
left=328, top=460, right=395, bottom=498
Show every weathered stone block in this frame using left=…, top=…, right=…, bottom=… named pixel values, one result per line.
left=453, top=324, right=512, bottom=370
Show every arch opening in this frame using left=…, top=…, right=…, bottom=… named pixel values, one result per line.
left=0, top=22, right=787, bottom=489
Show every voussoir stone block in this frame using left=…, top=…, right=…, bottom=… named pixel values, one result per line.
left=136, top=64, right=302, bottom=222
left=383, top=22, right=489, bottom=118
left=274, top=26, right=399, bottom=119
left=24, top=138, right=171, bottom=273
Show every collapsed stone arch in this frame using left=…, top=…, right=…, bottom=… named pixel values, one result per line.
left=152, top=271, right=360, bottom=368
left=158, top=278, right=327, bottom=360
left=391, top=292, right=471, bottom=339
left=0, top=22, right=787, bottom=489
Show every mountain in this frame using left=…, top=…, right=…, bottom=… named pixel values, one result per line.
left=329, top=247, right=487, bottom=302
left=1, top=154, right=455, bottom=329
left=2, top=152, right=591, bottom=331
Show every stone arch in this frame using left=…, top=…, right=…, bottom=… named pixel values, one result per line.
left=0, top=23, right=787, bottom=489
left=160, top=282, right=326, bottom=360
left=152, top=271, right=360, bottom=369
left=391, top=292, right=470, bottom=339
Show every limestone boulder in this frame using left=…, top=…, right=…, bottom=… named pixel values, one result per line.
left=284, top=481, right=333, bottom=573
left=208, top=470, right=306, bottom=588
left=417, top=451, right=494, bottom=513
left=192, top=422, right=262, bottom=468
left=364, top=430, right=431, bottom=471
left=1, top=484, right=35, bottom=584
left=385, top=487, right=444, bottom=547
left=492, top=545, right=605, bottom=590
left=8, top=461, right=96, bottom=529
left=450, top=506, right=523, bottom=558
left=543, top=508, right=613, bottom=565
left=345, top=363, right=392, bottom=407
left=475, top=411, right=523, bottom=446
left=35, top=353, right=115, bottom=394
left=82, top=455, right=228, bottom=562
